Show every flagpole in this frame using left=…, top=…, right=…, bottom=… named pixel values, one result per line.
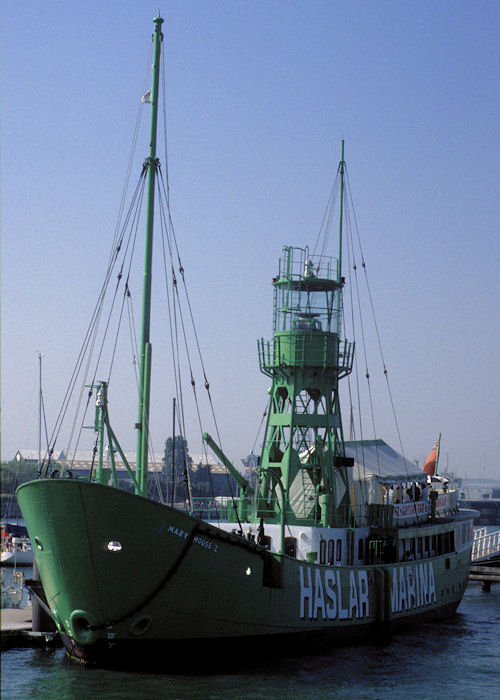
left=435, top=432, right=441, bottom=476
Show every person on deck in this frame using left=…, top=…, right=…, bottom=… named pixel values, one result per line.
left=421, top=482, right=428, bottom=501
left=392, top=485, right=402, bottom=503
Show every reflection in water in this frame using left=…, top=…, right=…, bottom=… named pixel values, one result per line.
left=2, top=585, right=499, bottom=700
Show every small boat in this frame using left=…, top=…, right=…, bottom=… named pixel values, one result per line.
left=17, top=16, right=477, bottom=668
left=0, top=569, right=25, bottom=608
left=1, top=537, right=33, bottom=566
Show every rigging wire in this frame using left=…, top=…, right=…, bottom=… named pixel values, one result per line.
left=108, top=44, right=154, bottom=261
left=344, top=170, right=411, bottom=475
left=312, top=172, right=340, bottom=261
left=345, top=189, right=381, bottom=475
left=156, top=163, right=242, bottom=527
left=342, top=201, right=370, bottom=515
left=61, top=170, right=148, bottom=472
left=40, top=46, right=154, bottom=474
left=40, top=167, right=149, bottom=476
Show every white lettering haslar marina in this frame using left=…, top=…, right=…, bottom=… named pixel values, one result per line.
left=399, top=567, right=408, bottom=611
left=407, top=568, right=416, bottom=608
left=420, top=563, right=428, bottom=604
left=428, top=563, right=436, bottom=603
left=357, top=570, right=369, bottom=617
left=390, top=562, right=436, bottom=613
left=391, top=568, right=399, bottom=612
left=299, top=567, right=369, bottom=621
left=313, top=569, right=326, bottom=620
left=299, top=567, right=313, bottom=619
left=337, top=570, right=349, bottom=619
left=349, top=571, right=359, bottom=618
left=324, top=570, right=337, bottom=619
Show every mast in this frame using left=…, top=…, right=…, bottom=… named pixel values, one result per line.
left=37, top=352, right=43, bottom=471
left=435, top=432, right=442, bottom=476
left=337, top=138, right=345, bottom=281
left=136, top=16, right=164, bottom=497
left=171, top=397, right=176, bottom=508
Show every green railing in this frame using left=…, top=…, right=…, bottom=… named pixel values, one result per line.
left=258, top=335, right=353, bottom=376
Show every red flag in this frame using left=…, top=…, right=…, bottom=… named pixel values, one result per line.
left=423, top=440, right=439, bottom=476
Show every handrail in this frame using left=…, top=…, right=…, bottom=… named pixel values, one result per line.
left=472, top=529, right=500, bottom=562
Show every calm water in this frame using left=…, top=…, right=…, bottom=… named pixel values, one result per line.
left=1, top=582, right=499, bottom=699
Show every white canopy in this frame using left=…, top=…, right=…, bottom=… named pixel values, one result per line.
left=345, top=439, right=426, bottom=484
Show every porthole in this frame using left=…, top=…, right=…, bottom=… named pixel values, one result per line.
left=107, top=541, right=122, bottom=552
left=34, top=537, right=43, bottom=551
left=246, top=567, right=252, bottom=576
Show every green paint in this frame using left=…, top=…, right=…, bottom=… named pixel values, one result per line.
left=14, top=20, right=478, bottom=667
left=255, top=237, right=354, bottom=537
left=136, top=17, right=163, bottom=497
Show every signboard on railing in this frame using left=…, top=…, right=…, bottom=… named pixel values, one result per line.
left=393, top=501, right=430, bottom=524
left=435, top=491, right=457, bottom=515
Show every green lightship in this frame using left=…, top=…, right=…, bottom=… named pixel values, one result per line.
left=17, top=16, right=477, bottom=667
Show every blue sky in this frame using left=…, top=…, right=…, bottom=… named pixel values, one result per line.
left=2, top=1, right=499, bottom=479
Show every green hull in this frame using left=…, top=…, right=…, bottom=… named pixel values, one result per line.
left=17, top=479, right=472, bottom=665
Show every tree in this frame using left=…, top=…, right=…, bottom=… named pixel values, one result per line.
left=162, top=435, right=193, bottom=503
left=191, top=463, right=212, bottom=497
left=1, top=460, right=38, bottom=519
left=241, top=453, right=260, bottom=490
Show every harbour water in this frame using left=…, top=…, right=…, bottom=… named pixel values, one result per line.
left=1, top=582, right=499, bottom=699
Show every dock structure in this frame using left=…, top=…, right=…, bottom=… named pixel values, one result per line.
left=1, top=605, right=59, bottom=649
left=470, top=527, right=500, bottom=591
left=469, top=564, right=500, bottom=591
left=472, top=527, right=500, bottom=563
left=1, top=605, right=32, bottom=648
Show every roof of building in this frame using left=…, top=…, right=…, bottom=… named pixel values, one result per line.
left=14, top=448, right=225, bottom=474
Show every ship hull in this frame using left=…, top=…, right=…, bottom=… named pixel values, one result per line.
left=17, top=479, right=472, bottom=667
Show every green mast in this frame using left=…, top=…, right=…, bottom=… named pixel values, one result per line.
left=136, top=16, right=164, bottom=497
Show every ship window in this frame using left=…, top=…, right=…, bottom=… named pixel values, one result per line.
left=425, top=536, right=430, bottom=554
left=328, top=539, right=335, bottom=564
left=417, top=538, right=423, bottom=557
left=358, top=538, right=364, bottom=561
left=336, top=539, right=342, bottom=561
left=319, top=539, right=326, bottom=565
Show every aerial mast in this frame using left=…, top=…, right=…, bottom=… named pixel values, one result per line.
left=136, top=16, right=164, bottom=496
left=337, top=138, right=345, bottom=281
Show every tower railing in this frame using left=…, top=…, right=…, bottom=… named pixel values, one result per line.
left=258, top=336, right=354, bottom=377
